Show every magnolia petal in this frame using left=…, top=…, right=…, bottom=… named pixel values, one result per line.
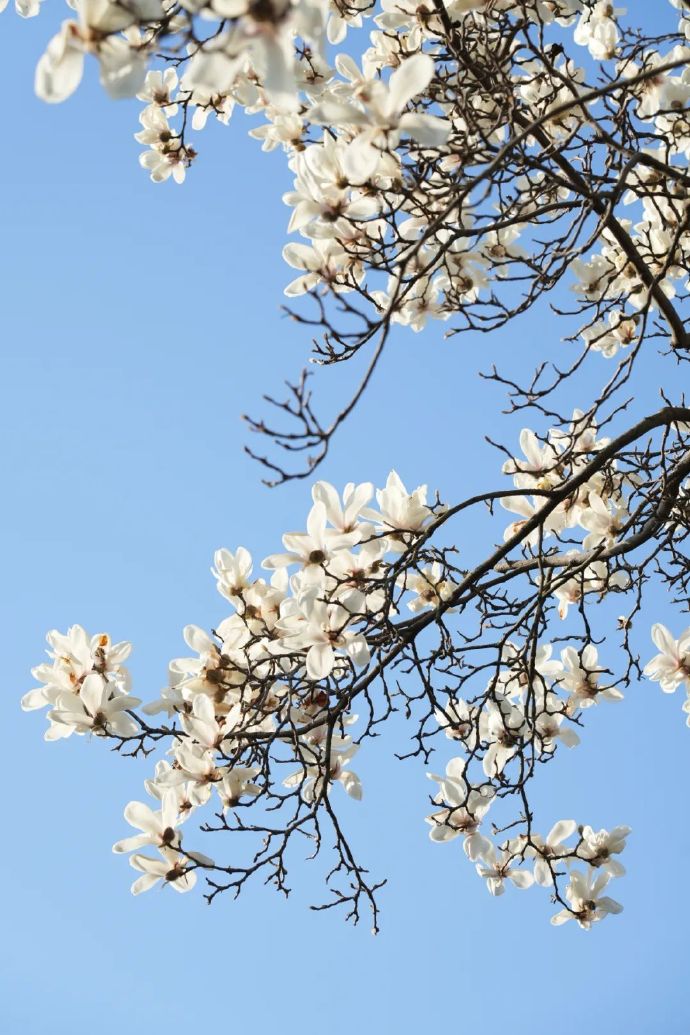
left=113, top=833, right=152, bottom=854
left=80, top=673, right=105, bottom=716
left=340, top=770, right=362, bottom=800
left=399, top=112, right=450, bottom=147
left=598, top=895, right=624, bottom=915
left=99, top=39, right=148, bottom=99
left=651, top=623, right=676, bottom=655
left=130, top=872, right=160, bottom=895
left=35, top=25, right=84, bottom=104
left=21, top=688, right=48, bottom=711
left=124, top=800, right=159, bottom=836
left=428, top=824, right=458, bottom=843
left=509, top=869, right=535, bottom=890
left=258, top=35, right=298, bottom=114
left=547, top=819, right=577, bottom=846
left=388, top=52, right=434, bottom=113
left=342, top=135, right=379, bottom=184
left=306, top=642, right=334, bottom=680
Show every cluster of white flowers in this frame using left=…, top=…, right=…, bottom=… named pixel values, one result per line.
left=14, top=0, right=690, bottom=928
left=573, top=1, right=625, bottom=61
left=21, top=626, right=139, bottom=739
left=500, top=410, right=637, bottom=574
left=22, top=445, right=680, bottom=925
left=567, top=39, right=690, bottom=351
left=425, top=627, right=633, bottom=923
left=427, top=760, right=629, bottom=927
left=10, top=0, right=690, bottom=342
left=22, top=472, right=450, bottom=895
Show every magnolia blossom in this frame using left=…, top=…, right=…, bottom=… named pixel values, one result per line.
left=361, top=470, right=437, bottom=549
left=218, top=767, right=262, bottom=809
left=311, top=479, right=373, bottom=534
left=308, top=53, right=450, bottom=183
left=528, top=819, right=577, bottom=887
left=185, top=0, right=327, bottom=113
left=426, top=760, right=494, bottom=861
left=559, top=645, right=624, bottom=709
left=287, top=593, right=370, bottom=680
left=129, top=847, right=213, bottom=895
left=577, top=825, right=630, bottom=877
left=263, top=500, right=359, bottom=577
left=551, top=869, right=624, bottom=929
left=23, top=626, right=137, bottom=740
left=48, top=673, right=141, bottom=737
left=573, top=1, right=624, bottom=61
left=397, top=563, right=457, bottom=613
left=212, top=546, right=254, bottom=603
left=476, top=845, right=535, bottom=897
left=284, top=739, right=363, bottom=802
left=34, top=0, right=158, bottom=103
left=644, top=623, right=690, bottom=693
left=113, top=790, right=185, bottom=855
left=553, top=562, right=630, bottom=620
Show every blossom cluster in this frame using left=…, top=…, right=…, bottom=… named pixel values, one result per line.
left=425, top=617, right=630, bottom=927
left=500, top=410, right=635, bottom=586
left=13, top=0, right=690, bottom=929
left=23, top=472, right=446, bottom=897
left=24, top=437, right=687, bottom=927
left=8, top=0, right=690, bottom=347
left=427, top=760, right=629, bottom=929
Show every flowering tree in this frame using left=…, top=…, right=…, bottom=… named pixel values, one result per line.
left=15, top=0, right=690, bottom=931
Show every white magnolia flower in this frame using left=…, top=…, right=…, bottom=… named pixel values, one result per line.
left=180, top=694, right=228, bottom=750
left=35, top=0, right=154, bottom=104
left=479, top=699, right=528, bottom=778
left=212, top=546, right=254, bottom=602
left=553, top=561, right=630, bottom=619
left=361, top=470, right=437, bottom=549
left=476, top=846, right=535, bottom=897
left=184, top=0, right=326, bottom=113
left=502, top=427, right=563, bottom=490
left=217, top=766, right=262, bottom=809
left=434, top=697, right=480, bottom=749
left=311, top=479, right=373, bottom=534
left=528, top=819, right=577, bottom=887
left=535, top=702, right=581, bottom=753
left=129, top=847, right=213, bottom=895
left=398, top=562, right=457, bottom=613
left=574, top=1, right=624, bottom=61
left=426, top=759, right=494, bottom=860
left=280, top=591, right=370, bottom=680
left=284, top=740, right=363, bottom=802
left=49, top=673, right=141, bottom=737
left=263, top=500, right=359, bottom=577
left=137, top=67, right=179, bottom=112
left=643, top=623, right=690, bottom=693
left=577, top=825, right=630, bottom=876
left=559, top=645, right=623, bottom=709
left=309, top=53, right=449, bottom=183
left=551, top=868, right=623, bottom=929
left=113, top=789, right=184, bottom=854
left=579, top=492, right=628, bottom=550
left=581, top=311, right=638, bottom=358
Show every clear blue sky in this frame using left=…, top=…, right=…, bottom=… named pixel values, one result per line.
left=3, top=4, right=688, bottom=1033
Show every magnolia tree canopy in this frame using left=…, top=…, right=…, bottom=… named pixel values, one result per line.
left=15, top=0, right=690, bottom=931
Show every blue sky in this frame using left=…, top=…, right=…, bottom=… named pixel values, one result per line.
left=3, top=4, right=689, bottom=1033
